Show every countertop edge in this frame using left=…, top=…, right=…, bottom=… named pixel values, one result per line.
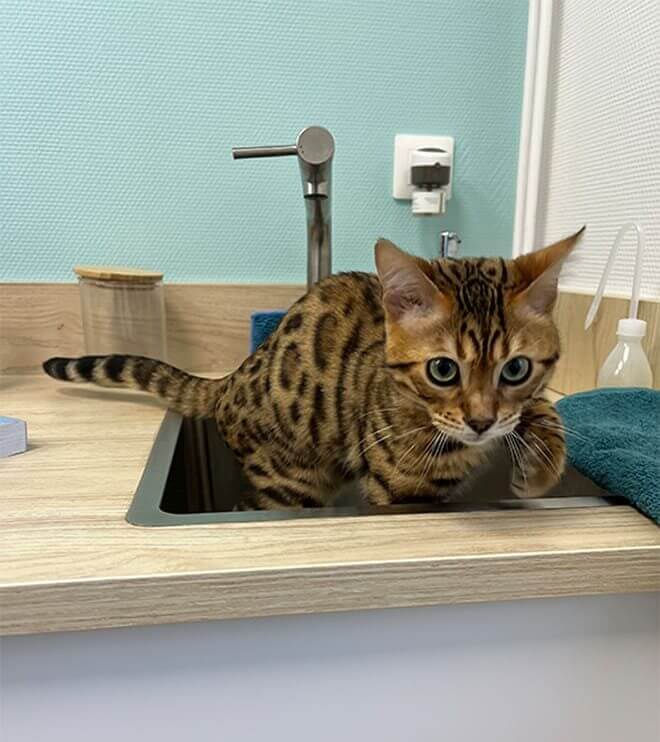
left=3, top=544, right=659, bottom=636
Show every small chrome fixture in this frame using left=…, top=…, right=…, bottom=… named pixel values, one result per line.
left=232, top=126, right=334, bottom=287
left=440, top=231, right=461, bottom=258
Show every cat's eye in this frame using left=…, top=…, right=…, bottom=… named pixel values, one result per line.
left=427, top=357, right=460, bottom=386
left=500, top=356, right=532, bottom=385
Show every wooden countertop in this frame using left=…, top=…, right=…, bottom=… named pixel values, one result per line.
left=1, top=375, right=658, bottom=636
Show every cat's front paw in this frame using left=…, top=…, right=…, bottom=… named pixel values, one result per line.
left=511, top=467, right=559, bottom=499
left=509, top=398, right=566, bottom=499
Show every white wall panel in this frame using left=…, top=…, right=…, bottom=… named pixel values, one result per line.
left=538, top=0, right=660, bottom=300
left=2, top=595, right=659, bottom=742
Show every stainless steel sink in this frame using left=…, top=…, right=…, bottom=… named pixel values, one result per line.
left=127, top=412, right=621, bottom=526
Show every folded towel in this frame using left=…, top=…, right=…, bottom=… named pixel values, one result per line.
left=556, top=388, right=660, bottom=523
left=250, top=310, right=286, bottom=353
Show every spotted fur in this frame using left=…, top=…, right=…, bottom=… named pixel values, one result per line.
left=43, top=229, right=584, bottom=508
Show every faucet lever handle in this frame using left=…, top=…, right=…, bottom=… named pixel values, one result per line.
left=232, top=127, right=334, bottom=288
left=232, top=127, right=334, bottom=166
left=232, top=144, right=298, bottom=159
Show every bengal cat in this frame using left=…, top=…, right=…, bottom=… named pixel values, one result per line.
left=43, top=229, right=584, bottom=509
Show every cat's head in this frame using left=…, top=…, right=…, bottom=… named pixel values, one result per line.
left=374, top=229, right=584, bottom=446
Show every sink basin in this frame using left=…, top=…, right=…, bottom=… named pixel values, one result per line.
left=127, top=412, right=621, bottom=526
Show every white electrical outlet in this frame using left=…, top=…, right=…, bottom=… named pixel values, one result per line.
left=392, top=135, right=454, bottom=200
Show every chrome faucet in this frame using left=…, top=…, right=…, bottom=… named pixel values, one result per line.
left=232, top=126, right=334, bottom=288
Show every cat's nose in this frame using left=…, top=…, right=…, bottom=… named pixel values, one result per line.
left=466, top=417, right=495, bottom=435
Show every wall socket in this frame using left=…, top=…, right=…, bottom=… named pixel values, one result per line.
left=392, top=135, right=454, bottom=200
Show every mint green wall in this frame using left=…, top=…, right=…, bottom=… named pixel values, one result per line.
left=2, top=1, right=528, bottom=283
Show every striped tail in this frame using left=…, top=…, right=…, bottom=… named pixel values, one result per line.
left=42, top=355, right=225, bottom=418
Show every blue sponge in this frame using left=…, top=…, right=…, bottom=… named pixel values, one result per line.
left=250, top=310, right=286, bottom=353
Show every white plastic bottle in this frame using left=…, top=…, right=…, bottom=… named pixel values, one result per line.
left=597, top=318, right=653, bottom=388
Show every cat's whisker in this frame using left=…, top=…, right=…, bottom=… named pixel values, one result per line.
left=533, top=426, right=575, bottom=442
left=505, top=433, right=527, bottom=491
left=503, top=435, right=517, bottom=473
left=429, top=431, right=445, bottom=465
left=414, top=431, right=444, bottom=495
left=409, top=433, right=435, bottom=483
left=395, top=439, right=420, bottom=475
left=407, top=434, right=435, bottom=473
left=528, top=427, right=564, bottom=440
left=513, top=436, right=528, bottom=490
left=356, top=433, right=394, bottom=457
left=440, top=424, right=462, bottom=433
left=528, top=428, right=557, bottom=457
left=356, top=407, right=400, bottom=421
left=432, top=432, right=449, bottom=463
left=433, top=416, right=463, bottom=434
left=390, top=425, right=432, bottom=444
left=525, top=430, right=562, bottom=476
left=374, top=426, right=434, bottom=468
left=530, top=419, right=564, bottom=430
left=413, top=447, right=433, bottom=496
left=356, top=424, right=430, bottom=458
left=351, top=423, right=395, bottom=456
left=512, top=430, right=559, bottom=478
left=425, top=430, right=446, bottom=475
left=534, top=420, right=587, bottom=442
left=502, top=433, right=515, bottom=463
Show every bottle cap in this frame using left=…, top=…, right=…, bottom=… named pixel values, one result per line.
left=616, top=318, right=646, bottom=337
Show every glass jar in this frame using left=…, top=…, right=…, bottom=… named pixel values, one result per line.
left=75, top=265, right=167, bottom=360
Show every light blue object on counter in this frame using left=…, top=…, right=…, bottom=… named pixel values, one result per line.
left=556, top=388, right=660, bottom=524
left=250, top=310, right=286, bottom=353
left=0, top=416, right=28, bottom=457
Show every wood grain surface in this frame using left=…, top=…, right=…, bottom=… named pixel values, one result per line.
left=0, top=283, right=304, bottom=375
left=1, top=376, right=658, bottom=636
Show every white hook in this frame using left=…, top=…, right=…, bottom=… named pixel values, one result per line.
left=584, top=222, right=646, bottom=331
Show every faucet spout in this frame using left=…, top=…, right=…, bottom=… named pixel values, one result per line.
left=232, top=126, right=334, bottom=287
left=296, top=127, right=333, bottom=286
left=305, top=195, right=331, bottom=288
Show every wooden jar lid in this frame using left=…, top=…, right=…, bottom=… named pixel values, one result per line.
left=74, top=265, right=164, bottom=285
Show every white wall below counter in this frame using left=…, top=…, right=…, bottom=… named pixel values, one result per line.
left=1, top=593, right=658, bottom=742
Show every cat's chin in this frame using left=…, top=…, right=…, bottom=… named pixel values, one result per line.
left=431, top=425, right=499, bottom=449
left=459, top=433, right=501, bottom=448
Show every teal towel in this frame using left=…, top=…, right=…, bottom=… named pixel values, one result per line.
left=250, top=310, right=286, bottom=353
left=557, top=388, right=660, bottom=523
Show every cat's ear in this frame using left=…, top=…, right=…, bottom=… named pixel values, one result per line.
left=513, top=227, right=585, bottom=314
left=375, top=239, right=446, bottom=321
